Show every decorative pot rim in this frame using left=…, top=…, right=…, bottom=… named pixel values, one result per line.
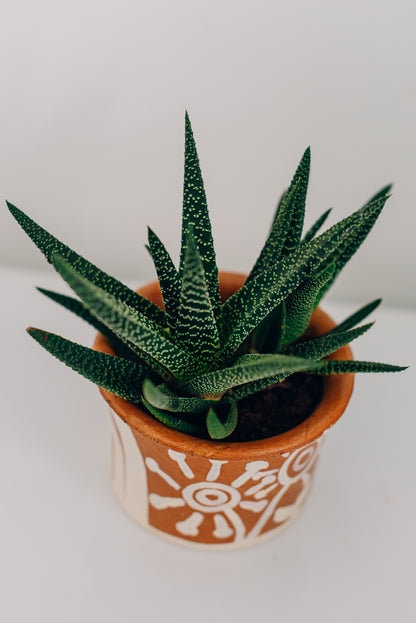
left=93, top=271, right=354, bottom=459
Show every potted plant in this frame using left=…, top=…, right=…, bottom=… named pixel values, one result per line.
left=8, top=113, right=405, bottom=550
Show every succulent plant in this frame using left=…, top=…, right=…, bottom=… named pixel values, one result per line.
left=8, top=113, right=406, bottom=440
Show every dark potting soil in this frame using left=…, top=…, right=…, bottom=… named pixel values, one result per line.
left=229, top=373, right=324, bottom=442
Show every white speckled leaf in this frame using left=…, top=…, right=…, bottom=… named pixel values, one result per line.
left=7, top=202, right=166, bottom=327
left=280, top=147, right=311, bottom=257
left=220, top=231, right=341, bottom=357
left=178, top=112, right=220, bottom=314
left=52, top=254, right=201, bottom=381
left=285, top=323, right=373, bottom=359
left=302, top=208, right=332, bottom=244
left=282, top=262, right=335, bottom=347
left=147, top=227, right=181, bottom=327
left=325, top=299, right=382, bottom=335
left=175, top=232, right=220, bottom=358
left=221, top=193, right=390, bottom=358
left=36, top=287, right=138, bottom=361
left=28, top=328, right=146, bottom=403
left=142, top=378, right=215, bottom=413
left=247, top=179, right=299, bottom=282
left=184, top=354, right=321, bottom=397
left=314, top=193, right=389, bottom=306
left=311, top=360, right=407, bottom=374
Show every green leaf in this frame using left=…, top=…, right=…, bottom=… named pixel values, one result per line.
left=247, top=148, right=311, bottom=283
left=142, top=396, right=205, bottom=437
left=222, top=193, right=389, bottom=358
left=251, top=301, right=286, bottom=354
left=247, top=180, right=299, bottom=282
left=365, top=184, right=392, bottom=205
left=36, top=287, right=137, bottom=360
left=220, top=224, right=343, bottom=357
left=178, top=112, right=220, bottom=314
left=227, top=350, right=407, bottom=402
left=147, top=227, right=181, bottom=328
left=302, top=208, right=332, bottom=244
left=310, top=360, right=407, bottom=374
left=326, top=299, right=382, bottom=335
left=51, top=254, right=200, bottom=381
left=282, top=262, right=335, bottom=347
left=222, top=372, right=289, bottom=402
left=175, top=230, right=220, bottom=357
left=142, top=378, right=214, bottom=414
left=184, top=353, right=322, bottom=397
left=313, top=193, right=389, bottom=306
left=269, top=190, right=287, bottom=233
left=7, top=201, right=166, bottom=327
left=206, top=402, right=238, bottom=439
left=28, top=328, right=146, bottom=402
left=280, top=147, right=311, bottom=257
left=286, top=323, right=373, bottom=359
left=301, top=185, right=390, bottom=249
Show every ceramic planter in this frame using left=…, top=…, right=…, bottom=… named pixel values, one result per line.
left=94, top=272, right=354, bottom=550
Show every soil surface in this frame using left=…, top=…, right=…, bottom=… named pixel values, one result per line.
left=229, top=373, right=323, bottom=442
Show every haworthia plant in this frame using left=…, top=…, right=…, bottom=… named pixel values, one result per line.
left=8, top=113, right=406, bottom=440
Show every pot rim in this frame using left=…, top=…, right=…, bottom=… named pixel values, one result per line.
left=93, top=271, right=354, bottom=459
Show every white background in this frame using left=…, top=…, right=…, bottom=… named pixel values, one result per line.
left=1, top=3, right=415, bottom=620
left=0, top=0, right=415, bottom=307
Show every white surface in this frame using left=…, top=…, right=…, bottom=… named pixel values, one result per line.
left=1, top=267, right=415, bottom=622
left=1, top=0, right=416, bottom=307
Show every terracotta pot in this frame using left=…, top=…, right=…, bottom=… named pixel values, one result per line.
left=94, top=272, right=354, bottom=550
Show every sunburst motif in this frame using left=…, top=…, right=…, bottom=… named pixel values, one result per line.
left=144, top=443, right=320, bottom=542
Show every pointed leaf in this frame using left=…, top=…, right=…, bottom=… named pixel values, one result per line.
left=206, top=402, right=238, bottom=439
left=314, top=194, right=389, bottom=306
left=365, top=184, right=392, bottom=205
left=142, top=397, right=205, bottom=436
left=227, top=351, right=407, bottom=401
left=37, top=287, right=137, bottom=360
left=7, top=202, right=166, bottom=326
left=251, top=302, right=286, bottom=354
left=179, top=112, right=220, bottom=313
left=221, top=186, right=384, bottom=356
left=247, top=180, right=299, bottom=282
left=222, top=373, right=289, bottom=402
left=286, top=323, right=373, bottom=359
left=269, top=190, right=287, bottom=233
left=280, top=147, right=311, bottom=256
left=282, top=262, right=335, bottom=347
left=310, top=360, right=407, bottom=374
left=184, top=354, right=322, bottom=397
left=147, top=227, right=180, bottom=326
left=142, top=378, right=214, bottom=414
left=52, top=254, right=200, bottom=381
left=28, top=328, right=146, bottom=402
left=302, top=208, right=332, bottom=244
left=221, top=222, right=343, bottom=357
left=326, top=299, right=382, bottom=335
left=175, top=231, right=220, bottom=356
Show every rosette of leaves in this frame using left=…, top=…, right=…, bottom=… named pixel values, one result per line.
left=8, top=113, right=406, bottom=439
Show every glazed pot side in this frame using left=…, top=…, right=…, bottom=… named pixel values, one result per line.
left=94, top=272, right=354, bottom=549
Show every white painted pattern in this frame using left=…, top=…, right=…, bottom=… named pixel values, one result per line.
left=109, top=408, right=323, bottom=548
left=176, top=512, right=204, bottom=536
left=206, top=459, right=228, bottom=482
left=167, top=450, right=195, bottom=479
left=148, top=493, right=186, bottom=510
left=146, top=439, right=322, bottom=543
